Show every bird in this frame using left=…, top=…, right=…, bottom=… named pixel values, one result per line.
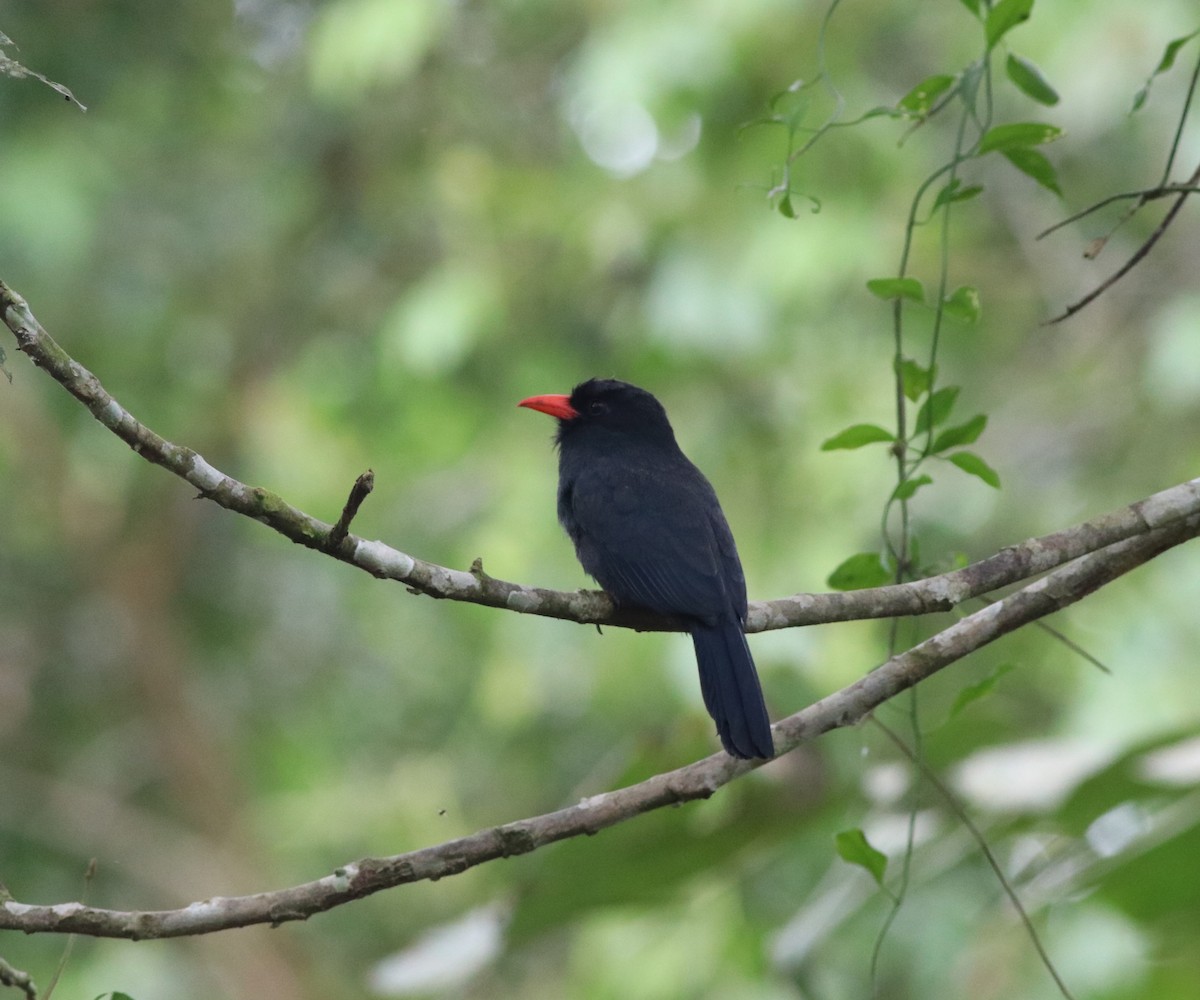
left=518, top=377, right=774, bottom=759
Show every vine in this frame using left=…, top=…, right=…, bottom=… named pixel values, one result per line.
left=759, top=2, right=1200, bottom=995
left=758, top=0, right=1074, bottom=994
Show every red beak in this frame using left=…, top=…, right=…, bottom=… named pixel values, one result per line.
left=518, top=393, right=579, bottom=420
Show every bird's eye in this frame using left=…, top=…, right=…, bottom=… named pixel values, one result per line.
left=588, top=401, right=608, bottom=416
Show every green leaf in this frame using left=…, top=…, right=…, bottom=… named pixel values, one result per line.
left=94, top=994, right=137, bottom=1000
left=820, top=423, right=896, bottom=451
left=898, top=74, right=956, bottom=118
left=1006, top=53, right=1059, bottom=105
left=892, top=474, right=933, bottom=502
left=827, top=552, right=892, bottom=591
left=985, top=0, right=1034, bottom=50
left=1002, top=147, right=1062, bottom=194
left=867, top=277, right=925, bottom=303
left=958, top=0, right=981, bottom=14
left=978, top=121, right=1062, bottom=153
left=931, top=180, right=984, bottom=213
left=778, top=191, right=821, bottom=215
left=835, top=828, right=888, bottom=887
left=931, top=413, right=987, bottom=453
left=895, top=357, right=936, bottom=402
left=914, top=385, right=959, bottom=434
left=1131, top=30, right=1200, bottom=112
left=949, top=664, right=1014, bottom=719
left=941, top=285, right=982, bottom=324
left=948, top=450, right=1001, bottom=488
left=1152, top=29, right=1200, bottom=74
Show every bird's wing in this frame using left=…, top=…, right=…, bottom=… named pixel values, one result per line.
left=708, top=502, right=749, bottom=620
left=566, top=460, right=737, bottom=620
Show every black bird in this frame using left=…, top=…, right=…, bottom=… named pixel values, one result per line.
left=519, top=378, right=774, bottom=759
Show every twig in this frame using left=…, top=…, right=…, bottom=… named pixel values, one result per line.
left=0, top=955, right=38, bottom=1000
left=1031, top=619, right=1111, bottom=674
left=1035, top=183, right=1200, bottom=241
left=326, top=470, right=375, bottom=550
left=1044, top=162, right=1200, bottom=325
left=975, top=596, right=1112, bottom=674
left=873, top=718, right=1076, bottom=1000
left=0, top=43, right=86, bottom=111
left=1156, top=45, right=1200, bottom=189
left=1042, top=47, right=1200, bottom=323
left=40, top=860, right=96, bottom=1000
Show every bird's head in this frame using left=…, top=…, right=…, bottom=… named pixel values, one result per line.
left=518, top=378, right=678, bottom=450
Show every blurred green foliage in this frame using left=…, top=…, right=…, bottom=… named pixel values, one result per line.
left=2, top=1, right=1200, bottom=998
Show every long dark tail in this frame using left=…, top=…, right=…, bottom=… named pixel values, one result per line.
left=690, top=620, right=774, bottom=759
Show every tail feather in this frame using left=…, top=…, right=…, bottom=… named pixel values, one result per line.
left=690, top=621, right=774, bottom=759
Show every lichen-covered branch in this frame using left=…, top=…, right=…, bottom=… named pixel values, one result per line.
left=0, top=954, right=38, bottom=1000
left=3, top=279, right=1199, bottom=636
left=0, top=30, right=87, bottom=110
left=1, top=512, right=1195, bottom=940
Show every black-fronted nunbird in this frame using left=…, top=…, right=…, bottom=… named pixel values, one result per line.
left=519, top=378, right=774, bottom=759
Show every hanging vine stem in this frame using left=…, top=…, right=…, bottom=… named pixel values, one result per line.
left=873, top=39, right=996, bottom=996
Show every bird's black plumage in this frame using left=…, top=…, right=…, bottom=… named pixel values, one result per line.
left=520, top=378, right=774, bottom=759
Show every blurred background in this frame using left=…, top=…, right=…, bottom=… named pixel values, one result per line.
left=2, top=1, right=1199, bottom=997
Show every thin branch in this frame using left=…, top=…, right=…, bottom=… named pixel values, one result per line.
left=975, top=595, right=1112, bottom=674
left=41, top=860, right=95, bottom=1000
left=0, top=956, right=38, bottom=1000
left=0, top=40, right=87, bottom=111
left=1035, top=183, right=1200, bottom=241
left=326, top=469, right=374, bottom=550
left=1156, top=44, right=1200, bottom=188
left=1040, top=47, right=1200, bottom=322
left=1, top=513, right=1196, bottom=940
left=1030, top=619, right=1112, bottom=674
left=873, top=718, right=1076, bottom=1000
left=1044, top=162, right=1200, bottom=325
left=3, top=279, right=1199, bottom=636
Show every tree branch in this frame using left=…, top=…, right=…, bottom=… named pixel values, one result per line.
left=3, top=278, right=1199, bottom=636
left=1, top=513, right=1195, bottom=939
left=0, top=954, right=38, bottom=1000
left=1034, top=183, right=1200, bottom=241
left=326, top=468, right=375, bottom=550
left=1044, top=162, right=1200, bottom=325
